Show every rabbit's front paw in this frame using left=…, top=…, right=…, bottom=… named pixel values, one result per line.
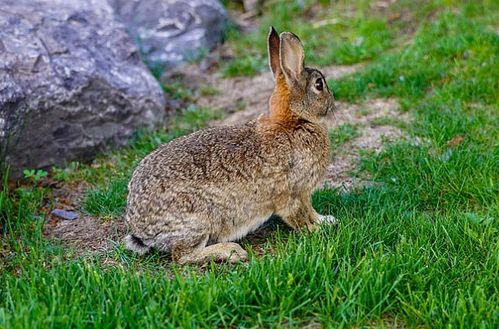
left=318, top=215, right=339, bottom=226
left=305, top=222, right=320, bottom=232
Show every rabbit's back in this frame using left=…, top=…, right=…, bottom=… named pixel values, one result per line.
left=131, top=121, right=286, bottom=185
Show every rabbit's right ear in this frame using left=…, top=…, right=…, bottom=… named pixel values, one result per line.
left=267, top=26, right=280, bottom=79
left=279, top=32, right=305, bottom=86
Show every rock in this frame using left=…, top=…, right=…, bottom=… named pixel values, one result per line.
left=0, top=0, right=166, bottom=178
left=51, top=209, right=79, bottom=221
left=109, top=0, right=227, bottom=70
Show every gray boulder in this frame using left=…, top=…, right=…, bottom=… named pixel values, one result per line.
left=109, top=0, right=227, bottom=70
left=0, top=0, right=166, bottom=178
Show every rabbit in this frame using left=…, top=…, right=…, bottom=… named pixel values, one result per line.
left=124, top=26, right=337, bottom=264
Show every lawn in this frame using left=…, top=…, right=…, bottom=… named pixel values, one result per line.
left=1, top=1, right=498, bottom=328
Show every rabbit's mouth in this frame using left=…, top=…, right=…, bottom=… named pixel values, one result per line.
left=329, top=100, right=337, bottom=113
left=322, top=100, right=336, bottom=121
left=325, top=99, right=336, bottom=115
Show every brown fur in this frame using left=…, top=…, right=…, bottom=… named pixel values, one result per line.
left=269, top=74, right=295, bottom=124
left=124, top=27, right=337, bottom=264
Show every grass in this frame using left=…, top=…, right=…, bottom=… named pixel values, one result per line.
left=1, top=1, right=498, bottom=328
left=198, top=85, right=221, bottom=97
left=83, top=178, right=128, bottom=219
left=371, top=116, right=408, bottom=130
left=222, top=0, right=445, bottom=77
left=328, top=124, right=360, bottom=157
left=162, top=82, right=193, bottom=102
left=329, top=124, right=360, bottom=146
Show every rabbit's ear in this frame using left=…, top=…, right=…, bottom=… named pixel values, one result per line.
left=279, top=32, right=305, bottom=85
left=267, top=26, right=280, bottom=79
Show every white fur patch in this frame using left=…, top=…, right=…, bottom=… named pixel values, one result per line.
left=221, top=212, right=273, bottom=242
left=318, top=215, right=339, bottom=225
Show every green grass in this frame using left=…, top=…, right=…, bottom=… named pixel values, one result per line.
left=328, top=124, right=360, bottom=157
left=222, top=0, right=446, bottom=77
left=162, top=82, right=193, bottom=102
left=1, top=1, right=498, bottom=328
left=371, top=116, right=408, bottom=130
left=198, top=85, right=221, bottom=97
left=83, top=178, right=128, bottom=219
left=329, top=124, right=360, bottom=146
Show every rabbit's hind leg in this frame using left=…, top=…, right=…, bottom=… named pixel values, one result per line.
left=194, top=242, right=248, bottom=264
left=174, top=238, right=248, bottom=265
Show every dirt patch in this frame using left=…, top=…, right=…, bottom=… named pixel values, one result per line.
left=43, top=183, right=126, bottom=255
left=45, top=215, right=125, bottom=254
left=324, top=98, right=410, bottom=190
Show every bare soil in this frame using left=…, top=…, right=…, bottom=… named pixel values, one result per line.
left=324, top=98, right=409, bottom=190
left=43, top=183, right=126, bottom=255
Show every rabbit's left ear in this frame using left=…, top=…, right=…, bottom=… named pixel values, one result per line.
left=279, top=32, right=305, bottom=85
left=267, top=26, right=281, bottom=79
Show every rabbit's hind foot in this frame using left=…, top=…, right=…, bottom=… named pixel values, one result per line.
left=177, top=242, right=248, bottom=265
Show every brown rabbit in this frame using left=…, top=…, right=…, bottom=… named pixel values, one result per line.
left=124, top=27, right=337, bottom=264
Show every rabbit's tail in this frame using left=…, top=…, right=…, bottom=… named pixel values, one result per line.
left=124, top=234, right=151, bottom=255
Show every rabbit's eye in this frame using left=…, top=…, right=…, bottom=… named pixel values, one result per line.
left=314, top=78, right=324, bottom=91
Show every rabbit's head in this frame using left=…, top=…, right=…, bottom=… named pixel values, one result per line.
left=267, top=27, right=335, bottom=124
